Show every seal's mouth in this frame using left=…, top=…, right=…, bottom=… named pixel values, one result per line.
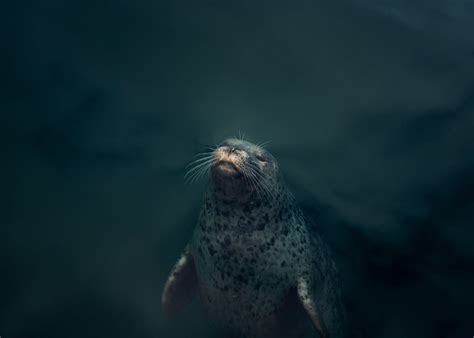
left=211, top=160, right=242, bottom=179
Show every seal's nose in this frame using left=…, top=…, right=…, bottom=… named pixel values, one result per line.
left=214, top=144, right=247, bottom=164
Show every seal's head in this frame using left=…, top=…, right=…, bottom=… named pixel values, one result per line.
left=208, top=138, right=282, bottom=203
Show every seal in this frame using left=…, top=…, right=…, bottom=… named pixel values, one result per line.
left=162, top=138, right=346, bottom=338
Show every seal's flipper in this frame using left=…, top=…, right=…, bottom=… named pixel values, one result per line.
left=161, top=246, right=198, bottom=318
left=296, top=277, right=327, bottom=338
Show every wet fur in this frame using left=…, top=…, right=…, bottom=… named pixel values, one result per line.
left=190, top=139, right=346, bottom=337
left=166, top=138, right=346, bottom=337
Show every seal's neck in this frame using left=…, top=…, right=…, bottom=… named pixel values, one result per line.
left=202, top=187, right=292, bottom=232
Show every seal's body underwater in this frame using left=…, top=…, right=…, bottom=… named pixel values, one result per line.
left=162, top=139, right=346, bottom=338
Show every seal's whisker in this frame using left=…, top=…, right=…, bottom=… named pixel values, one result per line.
left=189, top=167, right=208, bottom=184
left=246, top=163, right=270, bottom=183
left=242, top=166, right=259, bottom=195
left=257, top=140, right=272, bottom=149
left=191, top=151, right=214, bottom=159
left=246, top=164, right=277, bottom=204
left=184, top=145, right=218, bottom=185
left=195, top=160, right=216, bottom=182
left=184, top=158, right=216, bottom=182
left=243, top=168, right=264, bottom=201
left=186, top=166, right=211, bottom=185
left=185, top=154, right=215, bottom=169
left=244, top=166, right=268, bottom=202
left=247, top=165, right=275, bottom=199
left=184, top=157, right=215, bottom=175
left=240, top=167, right=256, bottom=199
left=185, top=165, right=213, bottom=184
left=187, top=155, right=218, bottom=183
left=253, top=175, right=274, bottom=203
left=186, top=155, right=214, bottom=168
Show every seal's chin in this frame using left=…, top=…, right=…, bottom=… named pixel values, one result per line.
left=211, top=160, right=250, bottom=202
left=211, top=160, right=242, bottom=180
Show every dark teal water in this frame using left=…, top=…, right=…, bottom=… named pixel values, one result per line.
left=1, top=1, right=474, bottom=337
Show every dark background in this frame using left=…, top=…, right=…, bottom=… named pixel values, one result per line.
left=1, top=1, right=474, bottom=337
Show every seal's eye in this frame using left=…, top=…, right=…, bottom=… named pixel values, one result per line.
left=256, top=154, right=267, bottom=162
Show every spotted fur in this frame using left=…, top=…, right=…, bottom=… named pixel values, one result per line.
left=164, top=139, right=346, bottom=338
